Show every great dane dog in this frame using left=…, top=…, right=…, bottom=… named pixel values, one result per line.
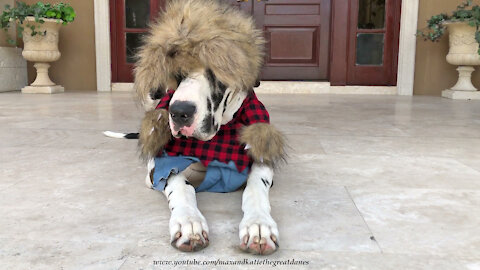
left=124, top=0, right=286, bottom=255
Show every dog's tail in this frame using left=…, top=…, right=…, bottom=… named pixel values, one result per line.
left=103, top=131, right=139, bottom=139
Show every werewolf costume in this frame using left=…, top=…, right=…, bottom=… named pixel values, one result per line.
left=135, top=0, right=286, bottom=193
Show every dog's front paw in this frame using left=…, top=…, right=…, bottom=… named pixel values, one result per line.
left=239, top=213, right=279, bottom=255
left=169, top=207, right=209, bottom=252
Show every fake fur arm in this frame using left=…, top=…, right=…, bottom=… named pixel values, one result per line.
left=139, top=109, right=171, bottom=161
left=239, top=123, right=287, bottom=167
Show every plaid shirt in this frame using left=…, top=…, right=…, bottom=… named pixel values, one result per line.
left=156, top=90, right=270, bottom=172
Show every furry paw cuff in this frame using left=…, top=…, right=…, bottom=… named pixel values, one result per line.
left=139, top=109, right=171, bottom=161
left=239, top=123, right=286, bottom=167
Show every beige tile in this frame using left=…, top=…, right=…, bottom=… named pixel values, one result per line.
left=318, top=135, right=480, bottom=160
left=1, top=91, right=480, bottom=269
left=279, top=154, right=480, bottom=190
left=349, top=187, right=480, bottom=258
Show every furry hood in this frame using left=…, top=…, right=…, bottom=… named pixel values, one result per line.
left=134, top=0, right=265, bottom=109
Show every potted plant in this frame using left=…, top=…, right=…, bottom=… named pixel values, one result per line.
left=417, top=0, right=480, bottom=99
left=1, top=2, right=75, bottom=94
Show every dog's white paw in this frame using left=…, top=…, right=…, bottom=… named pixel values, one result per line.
left=145, top=159, right=155, bottom=189
left=239, top=213, right=279, bottom=255
left=169, top=207, right=209, bottom=252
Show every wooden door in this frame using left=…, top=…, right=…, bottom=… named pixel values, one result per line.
left=253, top=0, right=331, bottom=80
left=111, top=0, right=165, bottom=82
left=222, top=0, right=253, bottom=14
left=346, top=0, right=401, bottom=85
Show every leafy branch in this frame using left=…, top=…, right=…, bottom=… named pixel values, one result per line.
left=0, top=1, right=76, bottom=45
left=417, top=0, right=480, bottom=54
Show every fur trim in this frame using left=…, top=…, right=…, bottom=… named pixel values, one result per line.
left=134, top=0, right=265, bottom=110
left=239, top=123, right=287, bottom=167
left=139, top=109, right=171, bottom=161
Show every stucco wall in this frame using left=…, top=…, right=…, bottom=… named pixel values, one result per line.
left=414, top=0, right=480, bottom=96
left=22, top=0, right=96, bottom=91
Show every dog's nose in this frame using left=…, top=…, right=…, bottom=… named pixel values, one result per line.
left=170, top=101, right=196, bottom=126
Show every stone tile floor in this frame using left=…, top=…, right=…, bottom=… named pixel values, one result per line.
left=0, top=91, right=479, bottom=269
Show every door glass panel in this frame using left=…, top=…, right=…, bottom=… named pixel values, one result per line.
left=358, top=0, right=385, bottom=29
left=356, top=33, right=384, bottom=65
left=126, top=33, right=146, bottom=63
left=125, top=0, right=150, bottom=28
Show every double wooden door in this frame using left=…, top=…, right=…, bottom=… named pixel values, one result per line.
left=110, top=0, right=331, bottom=82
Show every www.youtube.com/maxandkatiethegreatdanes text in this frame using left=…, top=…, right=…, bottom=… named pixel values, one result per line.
left=153, top=258, right=310, bottom=267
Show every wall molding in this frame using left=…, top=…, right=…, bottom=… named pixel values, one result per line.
left=397, top=0, right=419, bottom=96
left=94, top=0, right=111, bottom=92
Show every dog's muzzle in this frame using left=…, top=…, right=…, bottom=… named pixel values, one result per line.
left=170, top=101, right=197, bottom=136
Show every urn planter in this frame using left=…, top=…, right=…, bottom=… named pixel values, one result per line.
left=21, top=16, right=64, bottom=94
left=442, top=21, right=480, bottom=100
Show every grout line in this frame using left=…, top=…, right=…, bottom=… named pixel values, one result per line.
left=344, top=186, right=384, bottom=253
left=117, top=256, right=128, bottom=270
left=455, top=159, right=480, bottom=174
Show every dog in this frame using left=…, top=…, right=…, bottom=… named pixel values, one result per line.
left=107, top=0, right=286, bottom=255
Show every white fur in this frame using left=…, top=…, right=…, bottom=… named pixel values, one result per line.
left=103, top=131, right=127, bottom=139
left=220, top=90, right=247, bottom=125
left=145, top=158, right=155, bottom=189
left=169, top=73, right=210, bottom=138
left=170, top=72, right=248, bottom=141
left=239, top=163, right=279, bottom=251
left=164, top=173, right=209, bottom=248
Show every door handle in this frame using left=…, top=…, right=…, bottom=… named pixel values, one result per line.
left=236, top=0, right=248, bottom=2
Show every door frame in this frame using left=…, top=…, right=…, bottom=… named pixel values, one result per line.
left=95, top=0, right=418, bottom=95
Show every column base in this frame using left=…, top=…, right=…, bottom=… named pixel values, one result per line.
left=22, top=85, right=64, bottom=94
left=442, top=89, right=480, bottom=100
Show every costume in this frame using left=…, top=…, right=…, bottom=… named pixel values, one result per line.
left=151, top=89, right=270, bottom=193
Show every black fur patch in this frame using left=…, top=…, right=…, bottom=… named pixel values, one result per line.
left=206, top=69, right=216, bottom=87
left=222, top=92, right=231, bottom=115
left=175, top=73, right=185, bottom=88
left=201, top=113, right=213, bottom=134
left=207, top=98, right=212, bottom=111
left=150, top=87, right=164, bottom=100
left=261, top=178, right=270, bottom=188
left=206, top=69, right=227, bottom=112
left=124, top=133, right=139, bottom=139
left=218, top=81, right=227, bottom=92
left=185, top=180, right=193, bottom=186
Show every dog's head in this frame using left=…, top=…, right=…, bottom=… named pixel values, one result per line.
left=134, top=0, right=265, bottom=116
left=167, top=68, right=247, bottom=141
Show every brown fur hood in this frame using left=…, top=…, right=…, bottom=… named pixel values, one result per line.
left=134, top=0, right=265, bottom=109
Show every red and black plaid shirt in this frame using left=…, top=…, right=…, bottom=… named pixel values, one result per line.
left=155, top=90, right=269, bottom=172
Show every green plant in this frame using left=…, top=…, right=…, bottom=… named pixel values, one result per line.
left=0, top=1, right=76, bottom=45
left=417, top=0, right=480, bottom=54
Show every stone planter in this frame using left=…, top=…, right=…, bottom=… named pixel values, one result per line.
left=21, top=16, right=64, bottom=94
left=442, top=21, right=480, bottom=100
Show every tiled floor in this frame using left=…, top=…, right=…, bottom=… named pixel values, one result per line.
left=1, top=91, right=479, bottom=269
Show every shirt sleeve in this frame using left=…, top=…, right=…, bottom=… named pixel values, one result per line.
left=240, top=92, right=270, bottom=125
left=155, top=89, right=175, bottom=110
